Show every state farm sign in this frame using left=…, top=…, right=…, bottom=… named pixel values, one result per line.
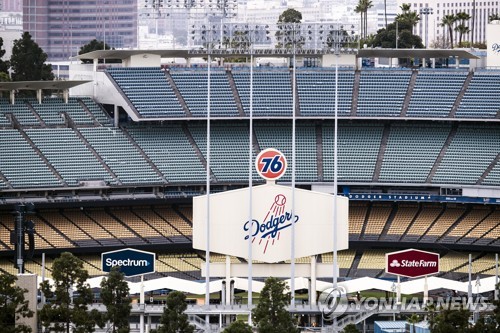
left=385, top=249, right=439, bottom=278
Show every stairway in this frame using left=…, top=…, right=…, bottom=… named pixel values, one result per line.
left=400, top=69, right=418, bottom=117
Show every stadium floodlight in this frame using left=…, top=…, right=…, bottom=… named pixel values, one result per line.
left=189, top=22, right=358, bottom=56
left=419, top=7, right=433, bottom=48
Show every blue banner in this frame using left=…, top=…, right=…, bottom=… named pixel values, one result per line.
left=101, top=248, right=155, bottom=277
left=348, top=193, right=500, bottom=205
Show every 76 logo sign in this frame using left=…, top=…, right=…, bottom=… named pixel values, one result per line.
left=255, top=148, right=288, bottom=181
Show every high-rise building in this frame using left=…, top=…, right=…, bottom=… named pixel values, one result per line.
left=23, top=0, right=138, bottom=61
left=397, top=0, right=499, bottom=47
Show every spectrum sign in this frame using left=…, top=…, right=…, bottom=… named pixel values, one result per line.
left=102, top=248, right=155, bottom=277
left=385, top=249, right=439, bottom=278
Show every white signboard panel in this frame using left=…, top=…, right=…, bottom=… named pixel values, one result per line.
left=487, top=22, right=500, bottom=67
left=193, top=183, right=349, bottom=263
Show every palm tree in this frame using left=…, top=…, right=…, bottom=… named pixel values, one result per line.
left=400, top=3, right=411, bottom=13
left=383, top=0, right=388, bottom=29
left=440, top=14, right=457, bottom=48
left=362, top=0, right=374, bottom=39
left=455, top=12, right=471, bottom=46
left=407, top=314, right=420, bottom=333
left=456, top=25, right=470, bottom=47
left=355, top=0, right=373, bottom=39
left=396, top=7, right=420, bottom=35
left=354, top=2, right=364, bottom=39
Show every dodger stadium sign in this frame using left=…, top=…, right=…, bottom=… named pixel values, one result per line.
left=192, top=182, right=349, bottom=263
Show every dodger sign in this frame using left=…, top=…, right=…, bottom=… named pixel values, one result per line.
left=255, top=148, right=287, bottom=181
left=102, top=248, right=155, bottom=277
left=386, top=249, right=439, bottom=278
left=193, top=182, right=349, bottom=263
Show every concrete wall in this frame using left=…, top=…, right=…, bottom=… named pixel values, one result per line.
left=123, top=54, right=161, bottom=67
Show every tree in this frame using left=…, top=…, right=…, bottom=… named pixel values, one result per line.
left=0, top=274, right=34, bottom=333
left=441, top=14, right=457, bottom=48
left=222, top=320, right=253, bottom=333
left=428, top=308, right=471, bottom=333
left=407, top=314, right=420, bottom=333
left=151, top=291, right=194, bottom=333
left=396, top=3, right=420, bottom=35
left=0, top=37, right=9, bottom=75
left=39, top=252, right=102, bottom=333
left=493, top=282, right=500, bottom=329
left=10, top=32, right=53, bottom=82
left=278, top=8, right=302, bottom=24
left=100, top=267, right=131, bottom=333
left=251, top=277, right=299, bottom=333
left=371, top=20, right=424, bottom=50
left=276, top=8, right=303, bottom=49
left=454, top=12, right=471, bottom=47
left=355, top=0, right=374, bottom=39
left=383, top=0, right=388, bottom=29
left=78, top=39, right=120, bottom=64
left=342, top=323, right=360, bottom=333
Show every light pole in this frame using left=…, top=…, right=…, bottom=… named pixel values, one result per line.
left=420, top=7, right=433, bottom=48
left=144, top=0, right=164, bottom=48
left=11, top=203, right=36, bottom=274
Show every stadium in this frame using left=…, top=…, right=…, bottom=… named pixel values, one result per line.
left=1, top=23, right=500, bottom=333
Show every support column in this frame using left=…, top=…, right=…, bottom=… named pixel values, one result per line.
left=37, top=89, right=42, bottom=104
left=140, top=275, right=145, bottom=333
left=310, top=255, right=317, bottom=306
left=495, top=254, right=499, bottom=301
left=93, top=59, right=98, bottom=97
left=423, top=275, right=429, bottom=304
left=63, top=89, right=69, bottom=104
left=114, top=104, right=119, bottom=127
left=225, top=255, right=231, bottom=305
left=396, top=275, right=401, bottom=305
left=10, top=90, right=15, bottom=105
left=146, top=315, right=151, bottom=333
left=16, top=274, right=38, bottom=332
left=468, top=254, right=473, bottom=301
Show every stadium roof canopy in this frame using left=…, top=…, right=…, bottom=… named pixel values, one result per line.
left=74, top=48, right=480, bottom=60
left=0, top=80, right=91, bottom=91
left=358, top=48, right=480, bottom=59
left=0, top=80, right=91, bottom=104
left=73, top=49, right=191, bottom=60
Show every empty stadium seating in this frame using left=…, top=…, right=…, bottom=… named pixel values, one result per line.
left=170, top=70, right=239, bottom=117
left=1, top=66, right=500, bottom=285
left=232, top=69, right=294, bottom=117
left=126, top=124, right=207, bottom=183
left=25, top=128, right=115, bottom=186
left=254, top=122, right=317, bottom=182
left=296, top=70, right=354, bottom=116
left=379, top=123, right=451, bottom=183
left=432, top=124, right=500, bottom=184
left=407, top=71, right=467, bottom=117
left=103, top=68, right=500, bottom=119
left=356, top=70, right=411, bottom=117
left=107, top=67, right=185, bottom=117
left=0, top=129, right=62, bottom=188
left=79, top=127, right=163, bottom=184
left=456, top=71, right=500, bottom=118
left=323, top=123, right=383, bottom=182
